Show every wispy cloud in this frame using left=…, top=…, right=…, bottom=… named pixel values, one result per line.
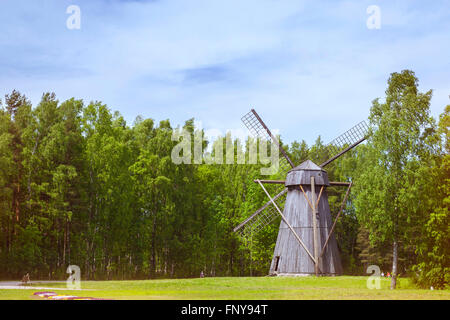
left=181, top=65, right=236, bottom=85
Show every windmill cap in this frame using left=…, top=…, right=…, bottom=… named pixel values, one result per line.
left=289, top=160, right=324, bottom=172
left=285, top=160, right=329, bottom=186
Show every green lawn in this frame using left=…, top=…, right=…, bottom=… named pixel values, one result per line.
left=0, top=276, right=448, bottom=300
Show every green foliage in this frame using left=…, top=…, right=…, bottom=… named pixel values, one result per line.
left=0, top=81, right=447, bottom=283
left=412, top=105, right=450, bottom=289
left=352, top=70, right=441, bottom=289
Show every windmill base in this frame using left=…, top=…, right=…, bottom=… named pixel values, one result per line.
left=270, top=272, right=339, bottom=277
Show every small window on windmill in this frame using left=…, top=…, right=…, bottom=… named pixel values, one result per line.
left=274, top=256, right=280, bottom=271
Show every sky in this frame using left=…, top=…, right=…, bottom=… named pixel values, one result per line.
left=1, top=0, right=449, bottom=146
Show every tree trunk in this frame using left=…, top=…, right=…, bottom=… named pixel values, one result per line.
left=150, top=214, right=156, bottom=278
left=390, top=240, right=398, bottom=289
left=63, top=218, right=67, bottom=266
left=229, top=242, right=234, bottom=276
left=14, top=184, right=20, bottom=222
left=67, top=221, right=70, bottom=265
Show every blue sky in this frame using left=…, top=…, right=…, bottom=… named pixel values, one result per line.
left=1, top=0, right=449, bottom=145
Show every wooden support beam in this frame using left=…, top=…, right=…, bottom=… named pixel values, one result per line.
left=253, top=180, right=285, bottom=184
left=254, top=180, right=351, bottom=187
left=316, top=185, right=324, bottom=207
left=311, top=177, right=320, bottom=276
left=329, top=181, right=352, bottom=187
left=299, top=185, right=314, bottom=212
left=256, top=180, right=316, bottom=264
left=320, top=182, right=353, bottom=258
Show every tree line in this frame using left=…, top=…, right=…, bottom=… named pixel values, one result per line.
left=0, top=70, right=448, bottom=288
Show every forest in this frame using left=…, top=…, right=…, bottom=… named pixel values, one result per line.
left=0, top=70, right=448, bottom=289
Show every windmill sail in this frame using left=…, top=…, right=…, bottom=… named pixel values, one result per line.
left=235, top=109, right=295, bottom=239
left=234, top=188, right=287, bottom=238
left=320, top=120, right=369, bottom=167
left=241, top=109, right=294, bottom=175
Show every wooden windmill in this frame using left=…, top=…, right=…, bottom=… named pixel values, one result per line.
left=234, top=109, right=369, bottom=276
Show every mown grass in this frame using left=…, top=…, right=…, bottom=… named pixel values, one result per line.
left=0, top=276, right=448, bottom=300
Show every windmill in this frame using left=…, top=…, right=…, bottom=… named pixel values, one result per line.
left=234, top=109, right=369, bottom=276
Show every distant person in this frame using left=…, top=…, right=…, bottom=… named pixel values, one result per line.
left=200, top=271, right=204, bottom=278
left=21, top=273, right=30, bottom=285
left=381, top=272, right=384, bottom=277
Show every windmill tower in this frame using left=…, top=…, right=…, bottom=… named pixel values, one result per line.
left=234, top=109, right=368, bottom=276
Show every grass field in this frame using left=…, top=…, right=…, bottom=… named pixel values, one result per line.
left=0, top=276, right=448, bottom=300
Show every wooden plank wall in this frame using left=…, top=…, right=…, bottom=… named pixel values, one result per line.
left=269, top=186, right=343, bottom=275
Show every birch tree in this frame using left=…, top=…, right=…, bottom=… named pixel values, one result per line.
left=354, top=70, right=436, bottom=289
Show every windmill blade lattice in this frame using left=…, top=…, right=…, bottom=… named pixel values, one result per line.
left=321, top=120, right=369, bottom=167
left=234, top=188, right=287, bottom=239
left=241, top=110, right=293, bottom=176
left=241, top=110, right=271, bottom=141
